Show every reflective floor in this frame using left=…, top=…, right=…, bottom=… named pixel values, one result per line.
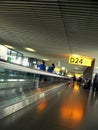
left=0, top=83, right=98, bottom=130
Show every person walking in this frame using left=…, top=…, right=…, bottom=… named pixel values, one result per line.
left=37, top=61, right=46, bottom=82
left=37, top=61, right=46, bottom=71
left=47, top=63, right=55, bottom=73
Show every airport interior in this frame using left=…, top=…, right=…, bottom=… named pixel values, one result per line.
left=0, top=0, right=98, bottom=130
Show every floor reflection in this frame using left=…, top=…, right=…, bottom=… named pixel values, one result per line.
left=73, top=82, right=80, bottom=93
left=60, top=105, right=83, bottom=121
left=37, top=99, right=47, bottom=112
left=59, top=82, right=86, bottom=128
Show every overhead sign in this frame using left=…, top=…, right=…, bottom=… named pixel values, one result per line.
left=69, top=55, right=92, bottom=67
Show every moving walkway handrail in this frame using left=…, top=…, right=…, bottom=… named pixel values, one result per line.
left=0, top=61, right=65, bottom=78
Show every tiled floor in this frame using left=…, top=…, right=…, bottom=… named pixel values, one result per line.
left=0, top=83, right=98, bottom=130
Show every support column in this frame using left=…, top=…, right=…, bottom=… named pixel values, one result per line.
left=83, top=59, right=95, bottom=80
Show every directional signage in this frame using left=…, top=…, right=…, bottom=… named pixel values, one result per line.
left=69, top=55, right=92, bottom=67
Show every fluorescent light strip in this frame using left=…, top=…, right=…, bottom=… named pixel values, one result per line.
left=43, top=59, right=49, bottom=61
left=25, top=47, right=36, bottom=52
left=4, top=45, right=15, bottom=49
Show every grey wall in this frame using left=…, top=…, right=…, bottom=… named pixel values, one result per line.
left=83, top=59, right=95, bottom=80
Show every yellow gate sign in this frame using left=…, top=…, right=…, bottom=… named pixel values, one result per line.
left=69, top=55, right=92, bottom=67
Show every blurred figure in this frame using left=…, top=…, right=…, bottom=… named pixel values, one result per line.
left=37, top=61, right=46, bottom=71
left=73, top=75, right=76, bottom=82
left=77, top=77, right=82, bottom=86
left=87, top=79, right=92, bottom=89
left=83, top=78, right=91, bottom=90
left=37, top=61, right=46, bottom=82
left=72, top=75, right=76, bottom=87
left=47, top=63, right=55, bottom=73
left=93, top=74, right=98, bottom=91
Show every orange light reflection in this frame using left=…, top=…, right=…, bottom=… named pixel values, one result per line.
left=37, top=100, right=47, bottom=112
left=60, top=83, right=83, bottom=123
left=60, top=106, right=83, bottom=121
left=73, top=82, right=79, bottom=93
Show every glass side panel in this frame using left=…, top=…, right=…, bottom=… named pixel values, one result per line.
left=0, top=64, right=66, bottom=105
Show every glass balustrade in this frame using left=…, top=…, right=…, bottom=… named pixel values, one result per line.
left=0, top=61, right=66, bottom=108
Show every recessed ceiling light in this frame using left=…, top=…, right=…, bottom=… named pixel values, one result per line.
left=43, top=59, right=49, bottom=61
left=74, top=67, right=79, bottom=70
left=25, top=47, right=36, bottom=52
left=61, top=67, right=65, bottom=70
left=4, top=45, right=15, bottom=49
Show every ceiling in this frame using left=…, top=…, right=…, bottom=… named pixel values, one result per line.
left=0, top=0, right=98, bottom=74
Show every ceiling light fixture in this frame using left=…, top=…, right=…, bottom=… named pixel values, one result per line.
left=43, top=59, right=49, bottom=61
left=25, top=47, right=36, bottom=52
left=4, top=45, right=15, bottom=49
left=61, top=67, right=65, bottom=70
left=74, top=67, right=79, bottom=70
